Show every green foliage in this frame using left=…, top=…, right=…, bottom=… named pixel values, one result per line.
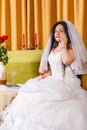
left=0, top=46, right=8, bottom=65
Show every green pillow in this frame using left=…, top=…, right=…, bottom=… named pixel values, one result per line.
left=6, top=50, right=43, bottom=84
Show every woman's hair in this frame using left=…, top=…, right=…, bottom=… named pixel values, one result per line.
left=50, top=21, right=71, bottom=51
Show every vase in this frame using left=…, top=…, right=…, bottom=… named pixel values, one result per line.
left=0, top=62, right=7, bottom=85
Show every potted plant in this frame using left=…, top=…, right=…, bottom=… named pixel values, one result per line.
left=0, top=35, right=9, bottom=85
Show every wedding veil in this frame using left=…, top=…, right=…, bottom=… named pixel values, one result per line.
left=39, top=20, right=87, bottom=75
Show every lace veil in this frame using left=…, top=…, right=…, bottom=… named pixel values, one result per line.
left=39, top=20, right=87, bottom=75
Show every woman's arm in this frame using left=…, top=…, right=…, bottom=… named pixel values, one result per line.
left=61, top=47, right=75, bottom=65
left=59, top=34, right=75, bottom=65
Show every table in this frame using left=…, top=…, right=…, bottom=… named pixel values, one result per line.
left=0, top=85, right=22, bottom=112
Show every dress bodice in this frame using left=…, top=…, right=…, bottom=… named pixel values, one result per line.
left=48, top=51, right=75, bottom=80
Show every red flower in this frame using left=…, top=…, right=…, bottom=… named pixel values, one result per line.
left=2, top=35, right=8, bottom=40
left=0, top=35, right=8, bottom=43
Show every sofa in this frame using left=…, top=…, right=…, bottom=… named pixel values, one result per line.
left=6, top=50, right=43, bottom=84
left=5, top=50, right=87, bottom=90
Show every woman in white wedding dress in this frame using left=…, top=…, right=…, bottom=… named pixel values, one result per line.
left=0, top=20, right=87, bottom=130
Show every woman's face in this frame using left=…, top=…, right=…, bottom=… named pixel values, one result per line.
left=54, top=24, right=65, bottom=42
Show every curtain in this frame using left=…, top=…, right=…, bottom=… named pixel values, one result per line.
left=0, top=0, right=87, bottom=89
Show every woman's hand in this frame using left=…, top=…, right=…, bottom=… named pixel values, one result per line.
left=39, top=71, right=51, bottom=80
left=59, top=34, right=67, bottom=49
left=39, top=74, right=47, bottom=80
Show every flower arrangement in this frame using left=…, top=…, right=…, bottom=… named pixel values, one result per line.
left=0, top=35, right=9, bottom=65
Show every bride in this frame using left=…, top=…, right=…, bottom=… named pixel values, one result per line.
left=0, top=20, right=87, bottom=130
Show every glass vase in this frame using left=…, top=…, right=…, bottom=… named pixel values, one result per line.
left=0, top=62, right=7, bottom=85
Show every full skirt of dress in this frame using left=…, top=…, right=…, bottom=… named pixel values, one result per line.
left=0, top=76, right=87, bottom=130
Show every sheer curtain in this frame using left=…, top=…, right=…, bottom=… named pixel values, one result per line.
left=0, top=0, right=87, bottom=89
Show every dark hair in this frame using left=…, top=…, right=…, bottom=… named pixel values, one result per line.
left=50, top=21, right=71, bottom=51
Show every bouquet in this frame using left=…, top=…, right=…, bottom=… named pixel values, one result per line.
left=0, top=35, right=9, bottom=65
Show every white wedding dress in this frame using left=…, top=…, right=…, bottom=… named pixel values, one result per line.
left=0, top=51, right=87, bottom=130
